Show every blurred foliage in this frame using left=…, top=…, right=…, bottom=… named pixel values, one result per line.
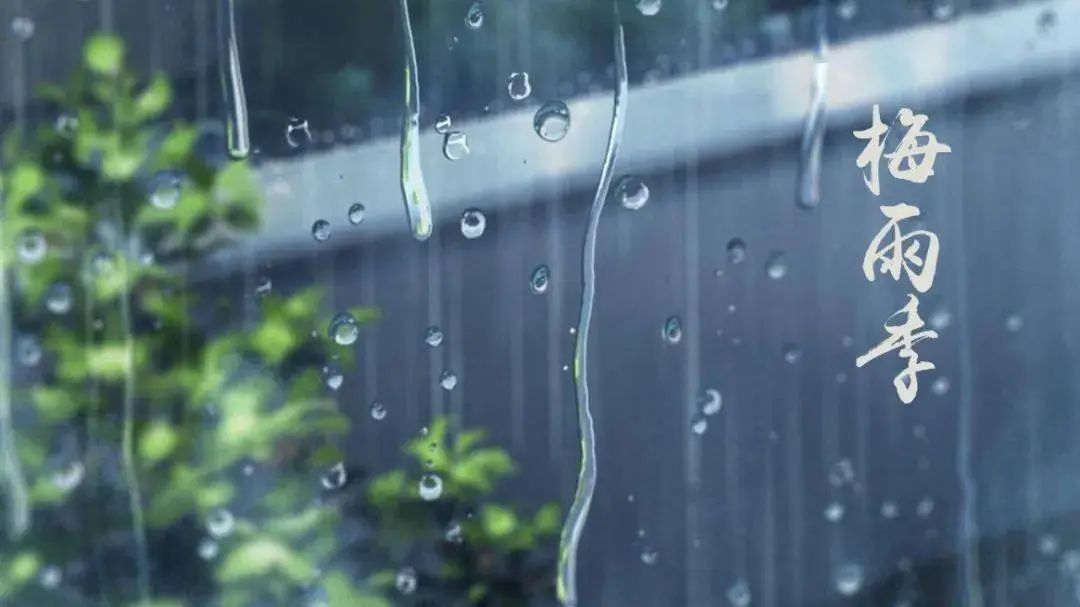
left=0, top=32, right=559, bottom=607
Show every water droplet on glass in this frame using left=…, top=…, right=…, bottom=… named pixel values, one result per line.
left=636, top=0, right=662, bottom=17
left=507, top=72, right=532, bottom=101
left=465, top=2, right=484, bottom=29
left=783, top=344, right=802, bottom=364
left=425, top=326, right=444, bottom=347
left=321, top=462, right=348, bottom=490
left=285, top=117, right=312, bottom=148
left=17, top=336, right=41, bottom=367
left=328, top=313, right=360, bottom=346
left=311, top=219, right=331, bottom=242
left=52, top=461, right=85, bottom=492
left=931, top=376, right=950, bottom=396
left=1061, top=550, right=1080, bottom=575
left=324, top=369, right=344, bottom=390
left=1039, top=534, right=1060, bottom=556
left=419, top=473, right=444, bottom=501
left=38, top=565, right=61, bottom=589
left=54, top=113, right=79, bottom=136
left=931, top=2, right=955, bottom=21
left=17, top=229, right=46, bottom=265
left=765, top=251, right=788, bottom=280
left=929, top=308, right=952, bottom=330
left=530, top=265, right=551, bottom=294
left=1005, top=314, right=1023, bottom=332
left=10, top=17, right=34, bottom=40
left=825, top=501, right=845, bottom=523
left=615, top=175, right=650, bottom=210
left=148, top=171, right=182, bottom=209
left=445, top=522, right=464, bottom=544
left=533, top=101, right=571, bottom=142
left=443, top=131, right=470, bottom=160
left=440, top=370, right=458, bottom=391
left=711, top=0, right=729, bottom=11
left=1038, top=9, right=1057, bottom=34
left=347, top=203, right=366, bottom=225
left=434, top=114, right=453, bottom=134
left=881, top=501, right=899, bottom=519
left=640, top=547, right=659, bottom=565
left=662, top=315, right=683, bottom=344
left=45, top=283, right=73, bottom=315
left=916, top=497, right=935, bottom=518
left=691, top=415, right=708, bottom=435
left=828, top=459, right=855, bottom=487
left=206, top=508, right=236, bottom=539
left=727, top=579, right=752, bottom=607
left=835, top=564, right=864, bottom=596
left=255, top=276, right=272, bottom=296
left=460, top=208, right=487, bottom=239
left=726, top=238, right=747, bottom=264
left=836, top=0, right=858, bottom=20
left=699, top=388, right=723, bottom=416
left=198, top=538, right=219, bottom=560
left=395, top=567, right=418, bottom=594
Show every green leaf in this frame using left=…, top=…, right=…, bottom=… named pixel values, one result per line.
left=533, top=502, right=562, bottom=536
left=480, top=504, right=518, bottom=540
left=134, top=73, right=172, bottom=121
left=218, top=538, right=317, bottom=584
left=84, top=34, right=124, bottom=76
left=139, top=421, right=179, bottom=464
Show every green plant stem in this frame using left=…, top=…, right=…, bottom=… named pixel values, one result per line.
left=0, top=236, right=30, bottom=538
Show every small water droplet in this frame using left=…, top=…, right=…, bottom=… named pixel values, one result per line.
left=206, top=508, right=236, bottom=538
left=255, top=276, right=272, bottom=296
left=699, top=388, right=723, bottom=415
left=765, top=251, right=788, bottom=280
left=424, top=326, right=444, bottom=347
left=931, top=2, right=955, bottom=21
left=396, top=567, right=418, bottom=594
left=440, top=370, right=458, bottom=391
left=726, top=238, right=747, bottom=264
left=1038, top=9, right=1057, bottom=34
left=17, top=336, right=41, bottom=367
left=783, top=344, right=802, bottom=364
left=419, top=473, right=444, bottom=501
left=445, top=522, right=464, bottom=544
left=929, top=308, right=952, bottom=331
left=1039, top=534, right=1060, bottom=556
left=460, top=208, right=487, bottom=239
left=370, top=401, right=388, bottom=421
left=691, top=415, right=708, bottom=435
left=507, top=72, right=532, bottom=101
left=828, top=459, right=854, bottom=487
left=711, top=0, right=729, bottom=11
left=825, top=501, right=845, bottom=523
left=321, top=462, right=348, bottom=490
left=347, top=203, right=366, bottom=225
left=931, top=376, right=951, bottom=396
left=52, top=461, right=85, bottom=492
left=311, top=219, right=331, bottom=242
left=640, top=547, right=659, bottom=565
left=324, top=370, right=344, bottom=391
left=45, top=283, right=73, bottom=315
left=881, top=501, right=899, bottom=519
left=534, top=101, right=571, bottom=142
left=727, top=579, right=752, bottom=607
left=17, top=229, right=46, bottom=265
left=1005, top=314, right=1024, bottom=332
left=835, top=564, right=864, bottom=596
left=328, top=313, right=360, bottom=346
left=434, top=114, right=453, bottom=134
left=916, top=497, right=935, bottom=518
left=38, top=565, right=61, bottom=589
left=285, top=117, right=312, bottom=148
left=198, top=538, right=220, bottom=560
left=10, top=17, right=35, bottom=40
left=662, top=316, right=683, bottom=344
left=443, top=131, right=470, bottom=160
left=615, top=175, right=650, bottom=210
left=530, top=265, right=551, bottom=294
left=465, top=2, right=484, bottom=29
left=148, top=171, right=182, bottom=209
left=54, top=113, right=79, bottom=136
left=836, top=0, right=858, bottom=20
left=636, top=0, right=662, bottom=17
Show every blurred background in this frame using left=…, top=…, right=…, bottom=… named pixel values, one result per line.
left=2, top=0, right=1080, bottom=605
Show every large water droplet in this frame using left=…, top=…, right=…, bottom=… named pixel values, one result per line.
left=440, top=370, right=458, bottom=391
left=10, top=17, right=34, bottom=41
left=835, top=564, right=864, bottom=596
left=419, top=473, right=444, bottom=501
left=285, top=117, right=312, bottom=148
left=507, top=72, right=532, bottom=101
left=465, top=2, right=484, bottom=29
left=765, top=251, right=788, bottom=280
left=443, top=132, right=470, bottom=160
left=530, top=265, right=551, bottom=295
left=311, top=219, right=331, bottom=242
left=640, top=547, right=659, bottom=565
left=615, top=175, right=650, bottom=210
left=347, top=203, right=366, bottom=225
left=726, top=238, right=746, bottom=264
left=460, top=209, right=487, bottom=239
left=636, top=0, right=662, bottom=17
left=662, top=316, right=683, bottom=344
left=206, top=508, right=236, bottom=539
left=45, top=283, right=73, bottom=315
left=321, top=462, right=348, bottom=490
left=699, top=388, right=723, bottom=415
left=825, top=501, right=845, bottom=523
left=328, top=313, right=360, bottom=346
left=534, top=101, right=571, bottom=142
left=17, top=229, right=46, bottom=265
left=149, top=171, right=182, bottom=209
left=727, top=579, right=752, bottom=607
left=425, top=326, right=444, bottom=347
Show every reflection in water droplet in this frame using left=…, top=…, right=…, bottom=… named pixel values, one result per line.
left=285, top=117, right=312, bottom=148
left=219, top=0, right=250, bottom=158
left=17, top=230, right=46, bottom=265
left=835, top=564, right=864, bottom=596
left=419, top=473, right=444, bottom=501
left=45, top=283, right=73, bottom=315
left=727, top=579, right=752, bottom=607
left=311, top=219, right=331, bottom=242
left=640, top=547, right=659, bottom=565
left=534, top=101, right=571, bottom=142
left=766, top=251, right=788, bottom=280
left=662, top=316, right=683, bottom=344
left=321, top=462, right=348, bottom=490
left=440, top=370, right=458, bottom=391
left=881, top=501, right=899, bottom=519
left=507, top=72, right=532, bottom=101
left=825, top=501, right=845, bottom=523
left=348, top=203, right=366, bottom=225
left=691, top=415, right=708, bottom=435
left=434, top=114, right=452, bottom=134
left=396, top=567, right=418, bottom=594
left=328, top=313, right=359, bottom=346
left=636, top=0, right=662, bottom=16
left=206, top=508, right=235, bottom=538
left=11, top=17, right=35, bottom=40
left=726, top=238, right=746, bottom=264
left=465, top=2, right=484, bottom=29
left=530, top=265, right=551, bottom=294
left=460, top=209, right=487, bottom=239
left=149, top=172, right=182, bottom=209
left=370, top=402, right=388, bottom=421
left=443, top=131, right=470, bottom=160
left=828, top=459, right=854, bottom=487
left=615, top=175, right=650, bottom=210
left=425, top=326, right=444, bottom=347
left=700, top=388, right=723, bottom=416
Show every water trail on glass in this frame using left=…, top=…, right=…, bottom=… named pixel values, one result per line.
left=398, top=0, right=434, bottom=241
left=218, top=0, right=250, bottom=159
left=557, top=4, right=627, bottom=605
left=796, top=1, right=829, bottom=210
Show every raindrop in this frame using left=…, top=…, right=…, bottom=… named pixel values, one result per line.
left=148, top=171, right=182, bottom=209
left=691, top=415, right=708, bottom=435
left=198, top=538, right=219, bottom=560
left=765, top=251, right=788, bottom=280
left=443, top=132, right=470, bottom=160
left=424, top=326, right=444, bottom=347
left=206, top=508, right=236, bottom=539
left=825, top=501, right=845, bottom=523
left=17, top=229, right=46, bottom=264
left=881, top=501, right=899, bottom=519
left=931, top=376, right=950, bottom=396
left=445, top=522, right=464, bottom=544
left=726, top=238, right=747, bottom=264
left=640, top=547, right=659, bottom=565
left=1039, top=534, right=1060, bottom=556
left=434, top=114, right=453, bottom=134
left=465, top=2, right=484, bottom=29
left=783, top=344, right=802, bottom=364
left=1061, top=550, right=1080, bottom=575
left=460, top=208, right=487, bottom=239
left=10, top=17, right=34, bottom=41
left=419, top=473, right=444, bottom=501
left=530, top=265, right=551, bottom=294
left=285, top=117, right=312, bottom=148
left=311, top=219, right=331, bottom=242
left=507, top=72, right=532, bottom=101
left=1004, top=314, right=1024, bottom=332
left=1038, top=9, right=1057, bottom=34
left=929, top=308, right=952, bottom=330
left=614, top=175, right=650, bottom=210
left=828, top=459, right=855, bottom=487
left=440, top=370, right=458, bottom=391
left=45, top=283, right=73, bottom=315
left=662, top=315, right=683, bottom=344
left=916, top=498, right=935, bottom=518
left=837, top=0, right=858, bottom=21
left=55, top=114, right=79, bottom=136
left=711, top=0, right=729, bottom=11
left=325, top=370, right=344, bottom=391
left=328, top=313, right=360, bottom=346
left=38, top=565, right=61, bottom=589
left=395, top=567, right=418, bottom=595
left=255, top=276, right=272, bottom=296
left=16, top=336, right=42, bottom=367
left=835, top=564, right=864, bottom=596
left=321, top=462, right=348, bottom=490
left=727, top=579, right=752, bottom=607
left=347, top=203, right=366, bottom=225
left=636, top=0, right=662, bottom=17
left=52, top=461, right=85, bottom=492
left=353, top=400, right=381, bottom=425
left=931, top=2, right=955, bottom=21
left=533, top=101, right=571, bottom=142
left=699, top=388, right=723, bottom=416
